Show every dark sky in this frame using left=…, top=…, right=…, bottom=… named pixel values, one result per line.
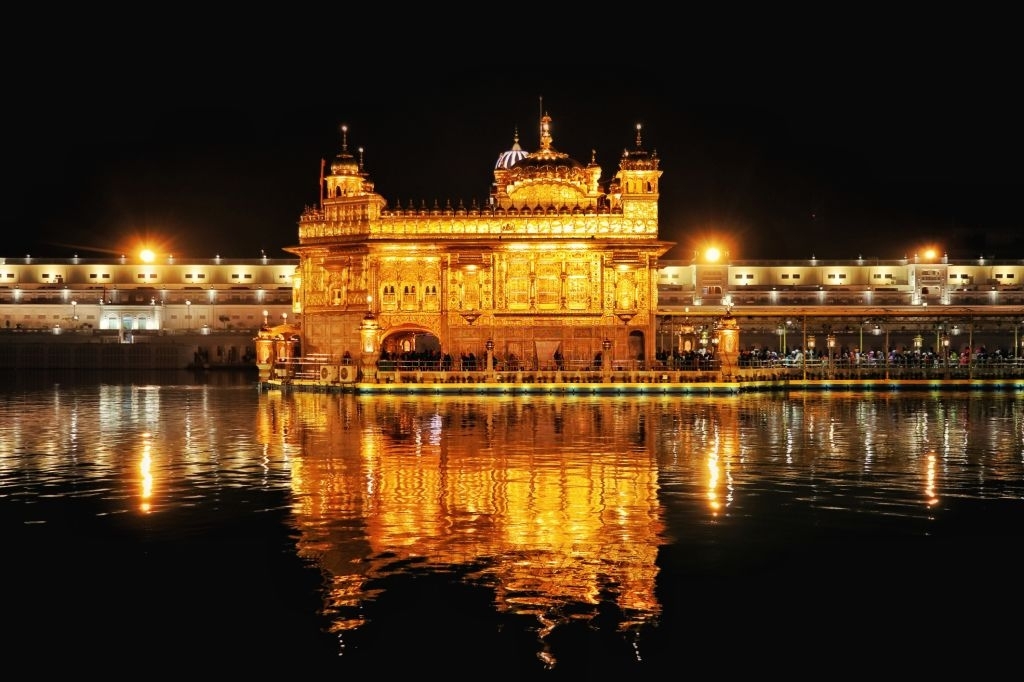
left=4, top=51, right=1021, bottom=262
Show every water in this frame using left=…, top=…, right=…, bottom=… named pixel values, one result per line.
left=4, top=371, right=1023, bottom=676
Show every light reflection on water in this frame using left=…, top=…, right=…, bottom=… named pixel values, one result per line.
left=4, top=373, right=1024, bottom=673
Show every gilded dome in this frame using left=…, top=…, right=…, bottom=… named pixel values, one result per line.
left=507, top=112, right=583, bottom=178
left=330, top=124, right=361, bottom=176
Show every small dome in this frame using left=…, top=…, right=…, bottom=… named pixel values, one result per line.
left=330, top=124, right=361, bottom=175
left=330, top=152, right=359, bottom=175
left=495, top=129, right=529, bottom=170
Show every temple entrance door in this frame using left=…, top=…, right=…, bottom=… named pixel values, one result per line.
left=628, top=330, right=645, bottom=369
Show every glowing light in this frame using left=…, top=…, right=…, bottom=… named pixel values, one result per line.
left=704, top=247, right=721, bottom=262
left=140, top=249, right=156, bottom=263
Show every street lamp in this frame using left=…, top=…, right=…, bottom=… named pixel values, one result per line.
left=185, top=300, right=191, bottom=331
left=485, top=338, right=495, bottom=376
left=71, top=300, right=78, bottom=321
left=262, top=309, right=269, bottom=326
left=282, top=312, right=288, bottom=326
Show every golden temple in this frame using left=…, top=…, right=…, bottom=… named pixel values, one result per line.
left=285, top=112, right=673, bottom=375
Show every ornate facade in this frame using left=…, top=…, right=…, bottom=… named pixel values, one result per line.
left=287, top=115, right=673, bottom=371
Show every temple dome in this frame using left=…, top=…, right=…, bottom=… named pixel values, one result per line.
left=495, top=130, right=529, bottom=170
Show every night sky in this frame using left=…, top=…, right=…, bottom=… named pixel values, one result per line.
left=4, top=50, right=1021, bottom=262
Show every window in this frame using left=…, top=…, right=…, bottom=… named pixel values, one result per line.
left=537, top=276, right=559, bottom=306
left=402, top=284, right=417, bottom=309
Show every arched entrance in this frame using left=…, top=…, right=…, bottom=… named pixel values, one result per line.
left=379, top=326, right=443, bottom=370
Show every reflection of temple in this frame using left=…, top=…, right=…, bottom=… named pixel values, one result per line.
left=261, top=394, right=664, bottom=665
left=286, top=113, right=671, bottom=373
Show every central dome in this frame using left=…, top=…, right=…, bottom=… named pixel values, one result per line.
left=497, top=112, right=602, bottom=209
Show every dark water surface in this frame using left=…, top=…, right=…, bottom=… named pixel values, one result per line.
left=4, top=371, right=1023, bottom=676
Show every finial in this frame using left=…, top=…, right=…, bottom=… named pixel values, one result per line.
left=540, top=111, right=552, bottom=151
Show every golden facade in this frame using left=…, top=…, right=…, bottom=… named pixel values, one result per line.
left=286, top=115, right=673, bottom=371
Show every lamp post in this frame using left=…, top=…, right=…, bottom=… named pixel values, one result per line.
left=71, top=300, right=78, bottom=323
left=485, top=338, right=495, bottom=379
left=801, top=317, right=809, bottom=381
left=807, top=333, right=816, bottom=379
left=827, top=333, right=836, bottom=379
left=968, top=320, right=974, bottom=380
left=602, top=337, right=612, bottom=381
left=282, top=312, right=288, bottom=326
left=185, top=300, right=191, bottom=332
left=859, top=320, right=866, bottom=368
left=262, top=309, right=269, bottom=326
left=941, top=333, right=950, bottom=376
left=711, top=331, right=720, bottom=374
left=885, top=325, right=890, bottom=380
